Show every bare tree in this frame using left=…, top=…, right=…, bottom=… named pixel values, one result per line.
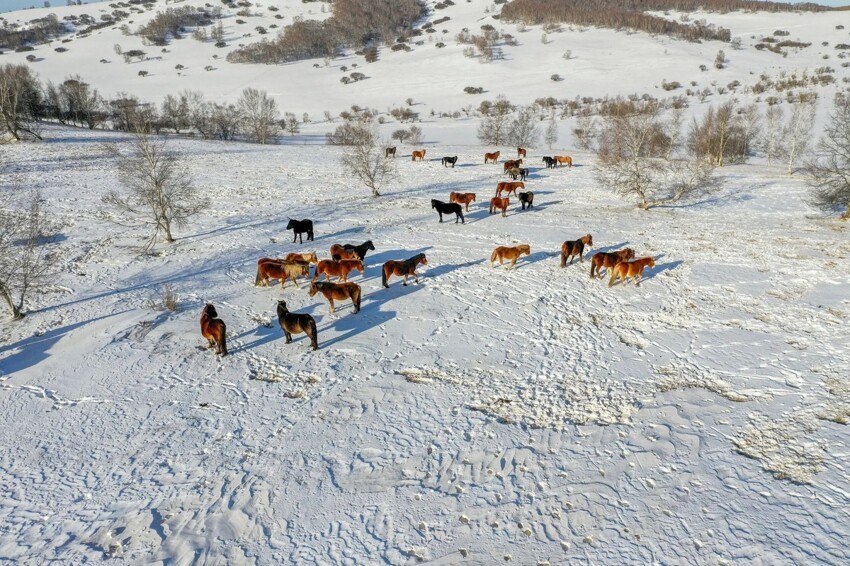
left=761, top=105, right=784, bottom=166
left=103, top=129, right=209, bottom=251
left=0, top=63, right=43, bottom=141
left=785, top=94, right=817, bottom=175
left=507, top=106, right=541, bottom=147
left=237, top=87, right=279, bottom=144
left=664, top=105, right=685, bottom=160
left=391, top=128, right=411, bottom=144
left=161, top=93, right=190, bottom=134
left=573, top=111, right=597, bottom=151
left=340, top=123, right=395, bottom=197
left=806, top=92, right=850, bottom=220
left=407, top=125, right=423, bottom=145
left=545, top=115, right=558, bottom=149
left=0, top=192, right=58, bottom=319
left=595, top=102, right=718, bottom=210
left=281, top=112, right=300, bottom=136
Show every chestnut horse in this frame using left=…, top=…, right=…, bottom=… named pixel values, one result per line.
left=517, top=147, right=527, bottom=158
left=330, top=243, right=359, bottom=261
left=609, top=257, right=656, bottom=287
left=200, top=304, right=227, bottom=356
left=496, top=181, right=524, bottom=197
left=313, top=259, right=364, bottom=283
left=589, top=248, right=635, bottom=278
left=255, top=259, right=309, bottom=288
left=276, top=300, right=318, bottom=350
left=490, top=244, right=531, bottom=269
left=382, top=253, right=427, bottom=288
left=554, top=155, right=573, bottom=167
left=309, top=281, right=362, bottom=314
left=484, top=150, right=501, bottom=164
left=503, top=159, right=522, bottom=172
left=489, top=196, right=509, bottom=217
left=519, top=191, right=534, bottom=210
left=285, top=251, right=318, bottom=265
left=412, top=149, right=426, bottom=161
left=449, top=191, right=476, bottom=212
left=386, top=146, right=397, bottom=158
left=560, top=234, right=593, bottom=267
left=342, top=240, right=376, bottom=262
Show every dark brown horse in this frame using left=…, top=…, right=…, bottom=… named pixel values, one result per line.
left=589, top=248, right=635, bottom=278
left=382, top=253, right=428, bottom=288
left=517, top=147, right=527, bottom=158
left=519, top=191, right=534, bottom=210
left=503, top=159, right=522, bottom=172
left=386, top=146, right=397, bottom=158
left=200, top=304, right=227, bottom=356
left=276, top=300, right=318, bottom=350
left=560, top=234, right=593, bottom=267
left=309, top=281, right=362, bottom=314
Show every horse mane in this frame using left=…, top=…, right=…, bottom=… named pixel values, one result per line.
left=406, top=253, right=426, bottom=263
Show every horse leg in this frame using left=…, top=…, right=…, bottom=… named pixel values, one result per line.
left=438, top=212, right=443, bottom=223
left=329, top=298, right=335, bottom=313
left=284, top=330, right=292, bottom=344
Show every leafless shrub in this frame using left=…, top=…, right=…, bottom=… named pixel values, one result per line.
left=340, top=123, right=395, bottom=197
left=148, top=283, right=179, bottom=311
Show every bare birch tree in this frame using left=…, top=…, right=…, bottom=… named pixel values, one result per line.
left=0, top=63, right=43, bottom=141
left=0, top=192, right=58, bottom=319
left=761, top=104, right=784, bottom=166
left=785, top=94, right=817, bottom=175
left=806, top=92, right=850, bottom=220
left=237, top=87, right=279, bottom=144
left=103, top=129, right=209, bottom=251
left=544, top=115, right=558, bottom=149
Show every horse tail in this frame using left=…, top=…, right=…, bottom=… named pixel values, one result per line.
left=490, top=249, right=498, bottom=263
left=219, top=322, right=228, bottom=356
left=308, top=316, right=318, bottom=350
left=255, top=264, right=263, bottom=286
left=352, top=285, right=362, bottom=313
left=381, top=264, right=388, bottom=288
left=560, top=245, right=567, bottom=268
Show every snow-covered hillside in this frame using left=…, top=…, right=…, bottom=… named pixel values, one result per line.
left=1, top=0, right=850, bottom=564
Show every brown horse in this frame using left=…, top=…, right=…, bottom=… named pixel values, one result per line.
left=313, top=259, right=364, bottom=283
left=382, top=253, right=427, bottom=288
left=412, top=149, right=426, bottom=161
left=609, top=257, right=656, bottom=287
left=489, top=196, right=510, bottom=217
left=449, top=191, right=477, bottom=212
left=503, top=159, right=522, bottom=172
left=496, top=181, right=524, bottom=197
left=490, top=244, right=531, bottom=269
left=276, top=300, right=318, bottom=350
left=554, top=155, right=573, bottom=167
left=517, top=147, right=527, bottom=158
left=560, top=234, right=593, bottom=267
left=309, top=281, right=362, bottom=314
left=484, top=150, right=501, bottom=164
left=285, top=251, right=318, bottom=264
left=589, top=248, right=635, bottom=278
left=200, top=304, right=227, bottom=356
left=256, top=259, right=309, bottom=288
left=330, top=243, right=359, bottom=261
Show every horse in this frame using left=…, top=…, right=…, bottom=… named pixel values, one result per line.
left=285, top=251, right=318, bottom=265
left=507, top=167, right=529, bottom=181
left=276, top=300, right=318, bottom=350
left=412, top=149, right=426, bottom=161
left=503, top=159, right=522, bottom=172
left=484, top=150, right=501, bottom=164
left=517, top=147, right=527, bottom=158
left=309, top=281, right=362, bottom=314
left=255, top=258, right=310, bottom=288
left=431, top=199, right=465, bottom=224
left=519, top=191, right=534, bottom=210
left=386, top=146, right=397, bottom=158
left=286, top=218, right=314, bottom=244
left=200, top=304, right=227, bottom=356
left=449, top=192, right=476, bottom=212
left=590, top=248, right=636, bottom=278
left=442, top=156, right=458, bottom=168
left=342, top=240, right=375, bottom=262
left=496, top=181, right=524, bottom=197
left=542, top=156, right=556, bottom=169
left=489, top=196, right=509, bottom=217
left=554, top=155, right=573, bottom=167
left=490, top=244, right=531, bottom=269
left=330, top=243, right=359, bottom=261
left=609, top=256, right=656, bottom=287
left=382, top=253, right=427, bottom=288
left=560, top=234, right=593, bottom=267
left=313, top=258, right=364, bottom=283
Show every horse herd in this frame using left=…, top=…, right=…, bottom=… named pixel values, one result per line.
left=200, top=147, right=655, bottom=356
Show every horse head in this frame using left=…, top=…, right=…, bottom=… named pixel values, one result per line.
left=277, top=300, right=288, bottom=316
left=431, top=199, right=439, bottom=208
left=308, top=282, right=318, bottom=296
left=366, top=240, right=375, bottom=251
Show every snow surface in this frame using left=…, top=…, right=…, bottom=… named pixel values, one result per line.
left=1, top=0, right=850, bottom=564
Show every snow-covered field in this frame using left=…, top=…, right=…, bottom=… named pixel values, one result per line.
left=1, top=124, right=848, bottom=563
left=2, top=0, right=850, bottom=564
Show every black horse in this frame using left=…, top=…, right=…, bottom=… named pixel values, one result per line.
left=542, top=156, right=556, bottom=169
left=342, top=240, right=376, bottom=262
left=385, top=146, right=397, bottom=158
left=442, top=156, right=458, bottom=168
left=431, top=199, right=464, bottom=224
left=277, top=300, right=318, bottom=350
left=286, top=218, right=314, bottom=244
left=519, top=191, right=534, bottom=210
